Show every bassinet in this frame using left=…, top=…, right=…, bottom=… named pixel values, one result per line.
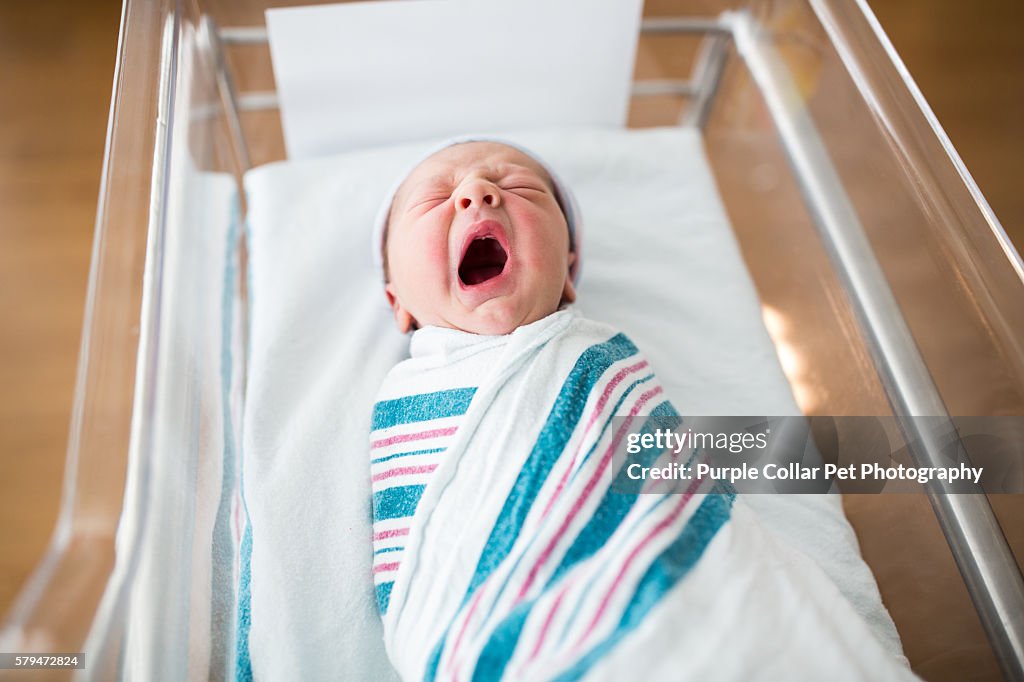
left=1, top=0, right=1022, bottom=680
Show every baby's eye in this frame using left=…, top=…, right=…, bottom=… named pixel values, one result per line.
left=409, top=192, right=450, bottom=210
left=499, top=177, right=548, bottom=193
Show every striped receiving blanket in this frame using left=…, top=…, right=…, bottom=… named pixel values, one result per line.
left=369, top=309, right=917, bottom=681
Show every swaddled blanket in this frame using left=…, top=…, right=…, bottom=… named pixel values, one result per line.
left=369, top=309, right=916, bottom=681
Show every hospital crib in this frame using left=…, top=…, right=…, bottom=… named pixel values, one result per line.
left=1, top=0, right=1023, bottom=680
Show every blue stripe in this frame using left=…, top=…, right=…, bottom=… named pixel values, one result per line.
left=373, top=485, right=427, bottom=521
left=551, top=488, right=735, bottom=682
left=551, top=404, right=680, bottom=580
left=371, top=447, right=445, bottom=465
left=374, top=545, right=404, bottom=555
left=461, top=373, right=661, bottom=661
left=372, top=388, right=478, bottom=431
left=234, top=211, right=254, bottom=682
left=470, top=403, right=678, bottom=682
left=464, top=334, right=637, bottom=595
left=555, top=440, right=704, bottom=647
left=235, top=522, right=253, bottom=682
left=213, top=191, right=240, bottom=680
left=564, top=374, right=659, bottom=489
left=377, top=581, right=395, bottom=614
left=553, top=495, right=674, bottom=649
left=424, top=333, right=638, bottom=682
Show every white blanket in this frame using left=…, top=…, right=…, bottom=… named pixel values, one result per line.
left=371, top=310, right=915, bottom=681
left=241, top=127, right=905, bottom=680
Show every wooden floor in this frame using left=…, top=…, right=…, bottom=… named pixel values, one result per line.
left=0, top=0, right=1020, bottom=673
left=0, top=0, right=123, bottom=616
left=871, top=0, right=1024, bottom=249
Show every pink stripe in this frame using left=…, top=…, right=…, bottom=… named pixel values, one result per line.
left=579, top=479, right=702, bottom=644
left=516, top=386, right=664, bottom=601
left=528, top=586, right=568, bottom=661
left=371, top=426, right=457, bottom=449
left=538, top=361, right=649, bottom=520
left=373, top=527, right=410, bottom=541
left=526, top=578, right=574, bottom=670
left=373, top=561, right=400, bottom=574
left=446, top=365, right=649, bottom=676
left=372, top=463, right=438, bottom=482
left=524, top=427, right=701, bottom=671
left=446, top=588, right=487, bottom=676
left=233, top=491, right=242, bottom=541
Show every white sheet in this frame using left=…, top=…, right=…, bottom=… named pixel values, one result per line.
left=242, top=127, right=904, bottom=680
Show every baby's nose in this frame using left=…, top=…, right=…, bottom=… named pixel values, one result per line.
left=454, top=179, right=500, bottom=210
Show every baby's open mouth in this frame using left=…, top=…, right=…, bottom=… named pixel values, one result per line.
left=458, top=236, right=508, bottom=286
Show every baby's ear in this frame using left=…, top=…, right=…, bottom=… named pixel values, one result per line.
left=384, top=284, right=417, bottom=334
left=561, top=252, right=577, bottom=305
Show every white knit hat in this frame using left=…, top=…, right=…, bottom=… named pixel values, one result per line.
left=372, top=135, right=582, bottom=284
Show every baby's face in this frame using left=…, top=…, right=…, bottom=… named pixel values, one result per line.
left=384, top=142, right=576, bottom=335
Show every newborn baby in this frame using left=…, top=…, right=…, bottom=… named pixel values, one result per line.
left=368, top=139, right=916, bottom=682
left=378, top=139, right=579, bottom=336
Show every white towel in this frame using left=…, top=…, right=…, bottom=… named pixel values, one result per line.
left=371, top=310, right=916, bottom=681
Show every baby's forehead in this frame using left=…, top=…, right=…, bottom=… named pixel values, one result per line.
left=399, top=142, right=554, bottom=194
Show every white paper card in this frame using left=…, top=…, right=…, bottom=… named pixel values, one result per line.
left=266, top=0, right=643, bottom=159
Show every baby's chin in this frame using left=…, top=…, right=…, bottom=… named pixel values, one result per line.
left=452, top=299, right=560, bottom=336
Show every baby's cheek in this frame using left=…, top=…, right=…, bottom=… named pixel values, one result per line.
left=528, top=208, right=569, bottom=249
left=425, top=239, right=450, bottom=274
left=402, top=239, right=450, bottom=296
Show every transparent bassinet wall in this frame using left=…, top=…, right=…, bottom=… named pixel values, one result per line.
left=2, top=0, right=1022, bottom=680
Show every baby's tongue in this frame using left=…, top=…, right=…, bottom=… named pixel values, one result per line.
left=459, top=237, right=507, bottom=285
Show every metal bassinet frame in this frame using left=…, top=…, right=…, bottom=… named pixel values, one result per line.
left=217, top=9, right=1024, bottom=672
